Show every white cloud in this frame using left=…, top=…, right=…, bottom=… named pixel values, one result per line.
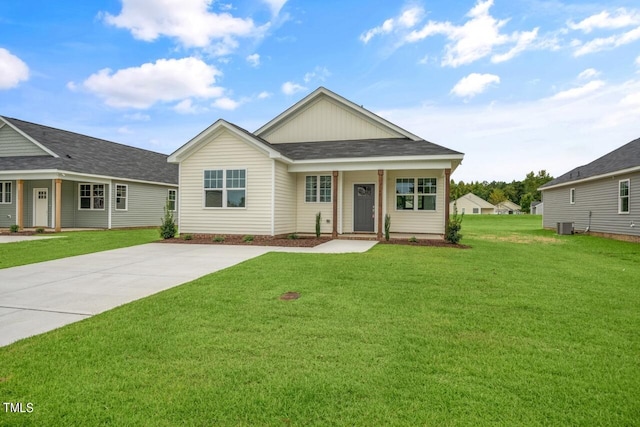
left=303, top=66, right=331, bottom=83
left=78, top=57, right=224, bottom=109
left=174, top=99, right=199, bottom=114
left=573, top=26, right=640, bottom=56
left=0, top=48, right=29, bottom=89
left=124, top=112, right=151, bottom=121
left=636, top=55, right=640, bottom=67
left=550, top=80, right=605, bottom=100
left=281, top=81, right=307, bottom=95
left=246, top=53, right=260, bottom=67
left=257, top=91, right=271, bottom=99
left=450, top=73, right=500, bottom=98
left=262, top=0, right=287, bottom=16
left=212, top=97, right=241, bottom=110
left=578, top=68, right=600, bottom=80
left=118, top=126, right=134, bottom=134
left=404, top=0, right=539, bottom=67
left=620, top=92, right=640, bottom=106
left=568, top=8, right=640, bottom=33
left=360, top=5, right=424, bottom=43
left=102, top=0, right=266, bottom=51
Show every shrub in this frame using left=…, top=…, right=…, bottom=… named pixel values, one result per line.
left=315, top=212, right=322, bottom=238
left=213, top=235, right=225, bottom=243
left=384, top=214, right=391, bottom=241
left=408, top=236, right=418, bottom=243
left=9, top=224, right=19, bottom=233
left=159, top=200, right=177, bottom=239
left=243, top=235, right=254, bottom=243
left=182, top=234, right=193, bottom=241
left=445, top=204, right=464, bottom=244
left=36, top=228, right=45, bottom=234
left=287, top=233, right=299, bottom=240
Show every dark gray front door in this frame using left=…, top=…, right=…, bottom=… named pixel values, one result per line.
left=353, top=184, right=375, bottom=232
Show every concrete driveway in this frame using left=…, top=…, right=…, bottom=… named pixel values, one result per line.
left=0, top=240, right=376, bottom=346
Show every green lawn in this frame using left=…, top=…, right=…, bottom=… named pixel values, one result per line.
left=1, top=216, right=639, bottom=425
left=0, top=228, right=160, bottom=269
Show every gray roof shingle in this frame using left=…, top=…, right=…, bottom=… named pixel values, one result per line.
left=1, top=117, right=178, bottom=185
left=541, top=137, right=640, bottom=189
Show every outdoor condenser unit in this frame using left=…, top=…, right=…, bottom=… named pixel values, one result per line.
left=557, top=222, right=574, bottom=235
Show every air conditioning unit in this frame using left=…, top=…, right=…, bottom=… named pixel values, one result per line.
left=557, top=222, right=574, bottom=235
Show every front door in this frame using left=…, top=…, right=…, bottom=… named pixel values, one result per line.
left=33, top=188, right=48, bottom=227
left=353, top=184, right=375, bottom=232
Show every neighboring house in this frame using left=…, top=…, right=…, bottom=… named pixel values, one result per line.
left=449, top=192, right=495, bottom=214
left=539, top=137, right=639, bottom=241
left=168, top=87, right=464, bottom=239
left=530, top=201, right=543, bottom=215
left=0, top=116, right=178, bottom=231
left=494, top=200, right=521, bottom=214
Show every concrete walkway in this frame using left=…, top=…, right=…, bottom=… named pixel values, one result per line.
left=0, top=240, right=377, bottom=346
left=0, top=235, right=63, bottom=243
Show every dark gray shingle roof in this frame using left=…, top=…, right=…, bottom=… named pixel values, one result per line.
left=1, top=117, right=178, bottom=185
left=265, top=138, right=463, bottom=160
left=541, top=137, right=640, bottom=189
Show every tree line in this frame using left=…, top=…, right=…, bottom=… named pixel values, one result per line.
left=450, top=170, right=553, bottom=213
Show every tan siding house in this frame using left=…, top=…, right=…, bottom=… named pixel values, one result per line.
left=169, top=87, right=464, bottom=239
left=449, top=192, right=495, bottom=215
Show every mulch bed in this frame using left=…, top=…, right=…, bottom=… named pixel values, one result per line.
left=158, top=235, right=332, bottom=247
left=0, top=231, right=37, bottom=236
left=379, top=238, right=470, bottom=249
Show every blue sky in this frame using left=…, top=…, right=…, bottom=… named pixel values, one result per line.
left=1, top=0, right=639, bottom=182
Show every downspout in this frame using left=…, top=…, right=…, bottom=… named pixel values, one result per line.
left=585, top=210, right=592, bottom=233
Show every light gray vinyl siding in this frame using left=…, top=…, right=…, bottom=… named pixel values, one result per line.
left=542, top=172, right=639, bottom=236
left=60, top=181, right=76, bottom=228
left=23, top=180, right=52, bottom=227
left=0, top=180, right=15, bottom=227
left=0, top=125, right=50, bottom=157
left=111, top=181, right=175, bottom=228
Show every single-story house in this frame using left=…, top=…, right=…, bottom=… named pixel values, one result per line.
left=168, top=87, right=464, bottom=239
left=0, top=116, right=178, bottom=231
left=449, top=192, right=495, bottom=215
left=494, top=200, right=521, bottom=215
left=539, top=137, right=639, bottom=241
left=530, top=201, right=543, bottom=215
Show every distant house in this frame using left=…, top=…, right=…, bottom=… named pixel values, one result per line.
left=530, top=201, right=543, bottom=215
left=449, top=192, right=495, bottom=214
left=168, top=87, right=464, bottom=238
left=0, top=116, right=178, bottom=231
left=539, top=137, right=639, bottom=241
left=494, top=200, right=521, bottom=215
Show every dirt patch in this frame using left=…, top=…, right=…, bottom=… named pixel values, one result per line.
left=476, top=234, right=562, bottom=244
left=279, top=292, right=300, bottom=301
left=158, top=234, right=332, bottom=247
left=379, top=238, right=470, bottom=249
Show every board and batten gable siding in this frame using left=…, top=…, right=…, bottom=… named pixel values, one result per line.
left=295, top=172, right=335, bottom=234
left=0, top=180, right=15, bottom=227
left=542, top=172, right=639, bottom=236
left=0, top=125, right=50, bottom=157
left=111, top=181, right=175, bottom=228
left=386, top=169, right=446, bottom=234
left=261, top=97, right=402, bottom=144
left=179, top=129, right=273, bottom=235
left=273, top=160, right=296, bottom=235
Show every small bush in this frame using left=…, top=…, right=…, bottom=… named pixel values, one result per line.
left=315, top=212, right=322, bottom=238
left=384, top=214, right=391, bottom=241
left=36, top=228, right=45, bottom=234
left=408, top=236, right=418, bottom=243
left=243, top=235, right=254, bottom=243
left=181, top=234, right=193, bottom=241
left=159, top=200, right=177, bottom=239
left=213, top=235, right=225, bottom=243
left=445, top=204, right=464, bottom=244
left=9, top=224, right=19, bottom=233
left=287, top=233, right=299, bottom=240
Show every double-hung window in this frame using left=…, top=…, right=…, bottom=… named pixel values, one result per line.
left=168, top=189, right=177, bottom=211
left=204, top=169, right=246, bottom=208
left=0, top=182, right=11, bottom=204
left=396, top=178, right=437, bottom=211
left=79, top=183, right=105, bottom=210
left=305, top=175, right=332, bottom=202
left=115, top=184, right=128, bottom=210
left=619, top=179, right=630, bottom=214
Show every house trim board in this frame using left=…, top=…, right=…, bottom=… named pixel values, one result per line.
left=539, top=165, right=640, bottom=191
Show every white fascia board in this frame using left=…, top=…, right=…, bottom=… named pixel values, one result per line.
left=0, top=116, right=60, bottom=158
left=539, top=165, right=640, bottom=191
left=0, top=169, right=177, bottom=187
left=288, top=159, right=454, bottom=173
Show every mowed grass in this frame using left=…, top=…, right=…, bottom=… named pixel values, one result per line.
left=0, top=228, right=159, bottom=269
left=1, top=216, right=639, bottom=425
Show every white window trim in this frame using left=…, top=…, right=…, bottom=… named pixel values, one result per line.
left=78, top=183, right=105, bottom=211
left=395, top=177, right=437, bottom=212
left=304, top=175, right=332, bottom=203
left=569, top=188, right=575, bottom=205
left=115, top=184, right=128, bottom=211
left=168, top=189, right=177, bottom=212
left=203, top=169, right=247, bottom=209
left=0, top=181, right=11, bottom=204
left=619, top=179, right=630, bottom=214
